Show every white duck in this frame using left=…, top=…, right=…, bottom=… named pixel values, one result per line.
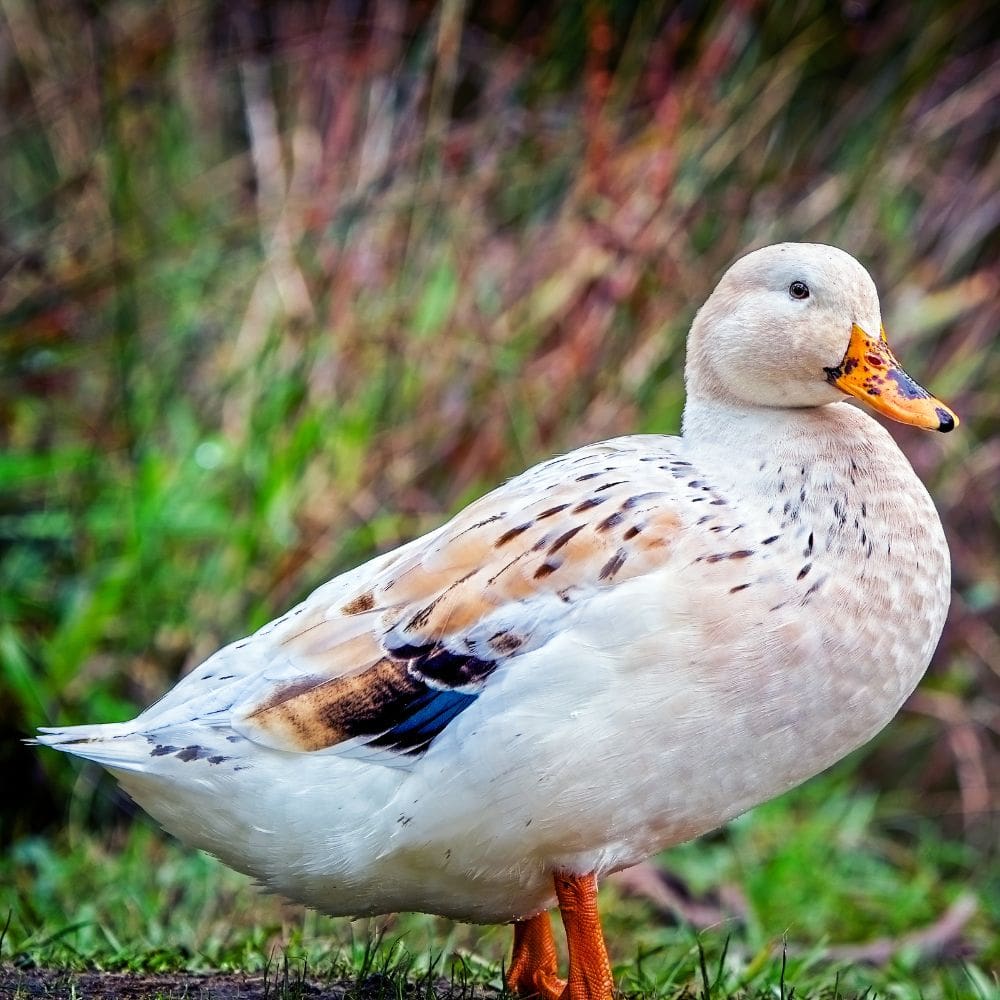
left=39, top=244, right=957, bottom=1000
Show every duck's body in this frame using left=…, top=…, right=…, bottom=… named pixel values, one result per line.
left=39, top=244, right=956, bottom=997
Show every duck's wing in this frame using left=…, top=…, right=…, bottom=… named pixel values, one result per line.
left=140, top=437, right=702, bottom=764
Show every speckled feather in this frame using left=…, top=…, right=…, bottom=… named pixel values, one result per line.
left=236, top=440, right=694, bottom=754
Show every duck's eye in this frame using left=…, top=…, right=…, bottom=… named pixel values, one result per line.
left=789, top=280, right=810, bottom=300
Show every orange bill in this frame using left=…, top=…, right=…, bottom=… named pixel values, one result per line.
left=824, top=324, right=958, bottom=432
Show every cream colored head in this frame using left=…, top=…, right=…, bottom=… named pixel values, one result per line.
left=684, top=243, right=957, bottom=432
left=686, top=243, right=879, bottom=408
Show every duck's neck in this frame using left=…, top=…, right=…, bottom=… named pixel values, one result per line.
left=679, top=394, right=934, bottom=528
left=681, top=395, right=887, bottom=477
left=680, top=393, right=942, bottom=570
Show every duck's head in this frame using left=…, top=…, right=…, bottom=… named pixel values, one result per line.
left=685, top=243, right=957, bottom=432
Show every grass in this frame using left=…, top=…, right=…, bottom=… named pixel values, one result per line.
left=2, top=1, right=999, bottom=997
left=2, top=766, right=997, bottom=998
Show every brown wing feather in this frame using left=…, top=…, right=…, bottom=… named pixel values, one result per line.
left=244, top=656, right=422, bottom=752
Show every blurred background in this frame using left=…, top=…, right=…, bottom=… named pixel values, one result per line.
left=1, top=0, right=998, bottom=982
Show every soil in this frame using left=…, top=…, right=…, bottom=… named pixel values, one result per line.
left=0, top=965, right=495, bottom=1000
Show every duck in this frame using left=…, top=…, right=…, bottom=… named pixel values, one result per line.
left=38, top=243, right=957, bottom=1000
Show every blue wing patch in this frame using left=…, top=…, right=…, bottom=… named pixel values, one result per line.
left=369, top=686, right=479, bottom=755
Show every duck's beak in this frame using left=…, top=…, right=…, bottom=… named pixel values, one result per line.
left=824, top=323, right=958, bottom=433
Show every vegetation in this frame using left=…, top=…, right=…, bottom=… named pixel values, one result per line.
left=2, top=1, right=997, bottom=996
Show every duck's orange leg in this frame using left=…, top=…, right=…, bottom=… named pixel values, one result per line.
left=553, top=872, right=613, bottom=1000
left=507, top=911, right=565, bottom=1000
left=507, top=873, right=612, bottom=1000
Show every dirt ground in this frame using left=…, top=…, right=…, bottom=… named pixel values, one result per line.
left=0, top=966, right=495, bottom=1000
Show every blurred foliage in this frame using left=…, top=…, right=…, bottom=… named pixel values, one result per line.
left=0, top=0, right=997, bottom=944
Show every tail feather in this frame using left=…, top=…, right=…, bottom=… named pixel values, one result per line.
left=35, top=723, right=153, bottom=772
